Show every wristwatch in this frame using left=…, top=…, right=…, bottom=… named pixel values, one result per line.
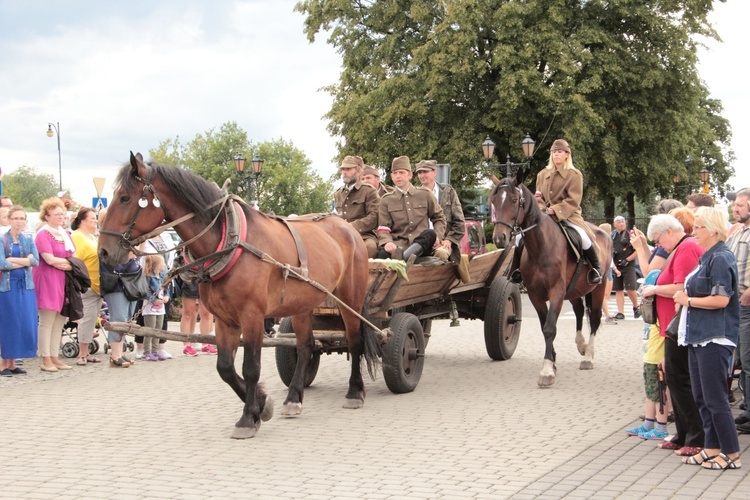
left=688, top=297, right=692, bottom=306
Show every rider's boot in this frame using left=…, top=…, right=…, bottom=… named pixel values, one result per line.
left=402, top=243, right=424, bottom=262
left=583, top=246, right=603, bottom=284
left=509, top=244, right=524, bottom=284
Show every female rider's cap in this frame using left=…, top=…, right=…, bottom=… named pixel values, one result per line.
left=550, top=139, right=571, bottom=153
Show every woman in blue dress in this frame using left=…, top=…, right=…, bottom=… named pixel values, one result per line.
left=0, top=206, right=40, bottom=376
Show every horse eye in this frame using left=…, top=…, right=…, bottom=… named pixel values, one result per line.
left=120, top=195, right=131, bottom=203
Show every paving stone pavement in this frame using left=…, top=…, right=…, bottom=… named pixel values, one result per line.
left=1, top=295, right=749, bottom=499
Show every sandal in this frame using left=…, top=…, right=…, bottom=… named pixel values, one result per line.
left=683, top=450, right=717, bottom=465
left=76, top=357, right=87, bottom=366
left=85, top=356, right=101, bottom=363
left=109, top=357, right=131, bottom=368
left=702, top=453, right=742, bottom=470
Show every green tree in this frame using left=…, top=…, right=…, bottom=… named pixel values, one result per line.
left=149, top=123, right=332, bottom=215
left=1, top=165, right=58, bottom=210
left=296, top=0, right=732, bottom=218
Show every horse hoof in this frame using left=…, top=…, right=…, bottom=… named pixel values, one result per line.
left=260, top=396, right=274, bottom=422
left=580, top=360, right=594, bottom=370
left=231, top=426, right=258, bottom=439
left=342, top=397, right=364, bottom=410
left=281, top=402, right=303, bottom=417
left=576, top=343, right=588, bottom=356
left=538, top=375, right=556, bottom=387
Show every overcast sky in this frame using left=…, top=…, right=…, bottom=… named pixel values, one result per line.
left=0, top=0, right=747, bottom=207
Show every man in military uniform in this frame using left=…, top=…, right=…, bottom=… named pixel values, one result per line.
left=415, top=159, right=465, bottom=262
left=333, top=155, right=380, bottom=258
left=376, top=156, right=447, bottom=261
left=362, top=165, right=393, bottom=198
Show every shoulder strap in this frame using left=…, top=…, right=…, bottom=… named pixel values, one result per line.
left=661, top=234, right=690, bottom=270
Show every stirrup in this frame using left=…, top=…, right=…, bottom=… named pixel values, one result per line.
left=509, top=269, right=523, bottom=284
left=587, top=268, right=602, bottom=284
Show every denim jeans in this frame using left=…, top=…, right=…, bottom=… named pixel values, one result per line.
left=103, top=292, right=135, bottom=343
left=739, top=305, right=750, bottom=418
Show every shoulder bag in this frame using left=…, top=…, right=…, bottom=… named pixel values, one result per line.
left=665, top=305, right=682, bottom=341
left=120, top=266, right=150, bottom=302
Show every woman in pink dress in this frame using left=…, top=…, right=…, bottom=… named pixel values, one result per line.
left=33, top=198, right=75, bottom=372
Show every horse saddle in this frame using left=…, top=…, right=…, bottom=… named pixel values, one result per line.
left=556, top=222, right=583, bottom=261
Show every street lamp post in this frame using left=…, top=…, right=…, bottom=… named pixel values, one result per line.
left=482, top=133, right=536, bottom=178
left=700, top=168, right=710, bottom=194
left=234, top=153, right=264, bottom=206
left=46, top=122, right=62, bottom=191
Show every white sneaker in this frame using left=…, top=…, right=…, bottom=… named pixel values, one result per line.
left=156, top=349, right=172, bottom=360
left=135, top=349, right=144, bottom=360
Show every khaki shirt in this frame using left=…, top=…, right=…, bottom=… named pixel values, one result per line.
left=333, top=181, right=379, bottom=241
left=535, top=166, right=595, bottom=241
left=435, top=183, right=465, bottom=247
left=377, top=185, right=446, bottom=248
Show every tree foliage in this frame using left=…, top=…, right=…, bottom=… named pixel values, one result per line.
left=1, top=165, right=59, bottom=210
left=149, top=122, right=333, bottom=215
left=296, top=0, right=732, bottom=217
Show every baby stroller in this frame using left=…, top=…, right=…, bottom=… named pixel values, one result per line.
left=61, top=315, right=102, bottom=359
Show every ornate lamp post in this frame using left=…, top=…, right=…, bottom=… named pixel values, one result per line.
left=482, top=133, right=535, bottom=177
left=234, top=152, right=264, bottom=206
left=46, top=122, right=62, bottom=190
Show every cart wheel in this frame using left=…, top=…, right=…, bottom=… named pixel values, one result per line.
left=89, top=339, right=99, bottom=354
left=104, top=343, right=110, bottom=354
left=61, top=342, right=79, bottom=359
left=484, top=276, right=522, bottom=360
left=274, top=317, right=320, bottom=388
left=383, top=313, right=425, bottom=394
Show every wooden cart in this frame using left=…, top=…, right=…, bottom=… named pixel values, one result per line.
left=274, top=248, right=522, bottom=394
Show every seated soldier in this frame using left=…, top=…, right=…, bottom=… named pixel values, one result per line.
left=415, top=159, right=466, bottom=263
left=376, top=156, right=447, bottom=262
left=333, top=155, right=380, bottom=258
left=362, top=165, right=393, bottom=198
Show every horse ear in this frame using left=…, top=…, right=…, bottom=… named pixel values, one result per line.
left=490, top=174, right=500, bottom=186
left=129, top=151, right=146, bottom=175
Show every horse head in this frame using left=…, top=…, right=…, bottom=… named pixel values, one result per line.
left=489, top=168, right=529, bottom=248
left=98, top=152, right=166, bottom=265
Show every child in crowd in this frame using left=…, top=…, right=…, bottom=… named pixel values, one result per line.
left=626, top=270, right=669, bottom=440
left=141, top=255, right=169, bottom=361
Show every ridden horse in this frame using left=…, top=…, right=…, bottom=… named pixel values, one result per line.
left=489, top=171, right=612, bottom=387
left=98, top=153, right=379, bottom=438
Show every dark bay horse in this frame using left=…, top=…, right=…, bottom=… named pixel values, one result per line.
left=490, top=171, right=612, bottom=387
left=98, top=153, right=379, bottom=438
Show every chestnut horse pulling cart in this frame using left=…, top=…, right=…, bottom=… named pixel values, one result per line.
left=100, top=153, right=521, bottom=438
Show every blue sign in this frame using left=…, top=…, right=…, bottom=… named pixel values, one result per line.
left=93, top=197, right=108, bottom=209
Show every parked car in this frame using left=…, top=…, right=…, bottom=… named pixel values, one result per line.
left=460, top=220, right=486, bottom=256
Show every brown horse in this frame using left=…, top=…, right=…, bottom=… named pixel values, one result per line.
left=98, top=153, right=379, bottom=438
left=489, top=170, right=612, bottom=387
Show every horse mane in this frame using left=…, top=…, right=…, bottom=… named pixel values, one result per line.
left=516, top=181, right=542, bottom=227
left=114, top=161, right=225, bottom=225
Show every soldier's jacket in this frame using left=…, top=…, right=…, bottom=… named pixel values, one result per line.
left=535, top=166, right=596, bottom=242
left=434, top=183, right=465, bottom=247
left=333, top=181, right=379, bottom=241
left=377, top=185, right=446, bottom=248
left=376, top=183, right=394, bottom=198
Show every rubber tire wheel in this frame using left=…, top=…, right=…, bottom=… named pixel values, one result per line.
left=89, top=339, right=99, bottom=354
left=484, top=277, right=522, bottom=360
left=274, top=317, right=321, bottom=388
left=383, top=313, right=425, bottom=394
left=61, top=342, right=79, bottom=359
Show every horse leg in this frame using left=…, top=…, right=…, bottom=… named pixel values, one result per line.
left=571, top=298, right=587, bottom=356
left=280, top=313, right=314, bottom=417
left=581, top=292, right=603, bottom=370
left=215, top=321, right=246, bottom=402
left=341, top=309, right=366, bottom=409
left=528, top=293, right=560, bottom=387
left=231, top=319, right=270, bottom=439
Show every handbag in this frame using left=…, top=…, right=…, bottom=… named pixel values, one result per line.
left=665, top=306, right=682, bottom=341
left=639, top=295, right=657, bottom=324
left=119, top=267, right=150, bottom=302
left=99, top=269, right=120, bottom=295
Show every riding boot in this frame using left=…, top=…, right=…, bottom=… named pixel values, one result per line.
left=509, top=243, right=524, bottom=284
left=583, top=246, right=602, bottom=284
left=402, top=243, right=424, bottom=262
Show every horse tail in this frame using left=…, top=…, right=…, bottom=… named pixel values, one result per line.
left=360, top=305, right=382, bottom=380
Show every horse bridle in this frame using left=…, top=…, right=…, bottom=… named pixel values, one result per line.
left=491, top=182, right=537, bottom=237
left=99, top=165, right=230, bottom=257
